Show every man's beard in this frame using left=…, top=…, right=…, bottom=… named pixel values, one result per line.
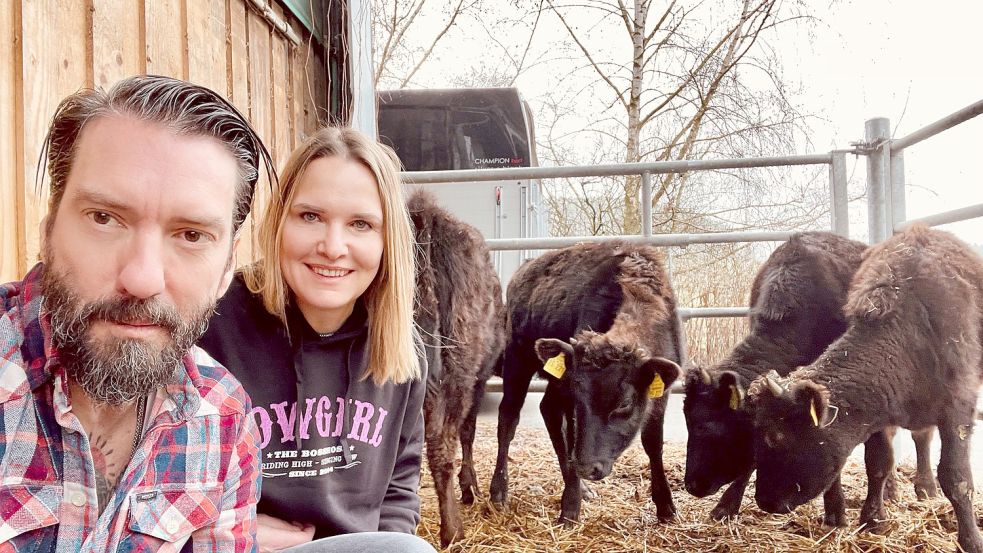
left=41, top=265, right=214, bottom=406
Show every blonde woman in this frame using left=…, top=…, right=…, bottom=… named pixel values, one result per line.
left=199, top=127, right=435, bottom=553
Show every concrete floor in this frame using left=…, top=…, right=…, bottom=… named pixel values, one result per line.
left=477, top=390, right=983, bottom=487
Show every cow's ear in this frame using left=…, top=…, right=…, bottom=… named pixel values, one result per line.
left=718, top=370, right=745, bottom=410
left=792, top=380, right=829, bottom=427
left=534, top=338, right=573, bottom=363
left=640, top=357, right=681, bottom=399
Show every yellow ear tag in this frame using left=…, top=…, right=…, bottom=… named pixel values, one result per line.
left=809, top=402, right=820, bottom=427
left=543, top=353, right=566, bottom=379
left=728, top=385, right=741, bottom=410
left=648, top=375, right=665, bottom=399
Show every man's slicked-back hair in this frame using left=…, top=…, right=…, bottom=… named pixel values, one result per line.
left=41, top=74, right=274, bottom=233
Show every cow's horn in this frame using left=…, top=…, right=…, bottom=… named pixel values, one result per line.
left=700, top=368, right=712, bottom=386
left=765, top=376, right=783, bottom=397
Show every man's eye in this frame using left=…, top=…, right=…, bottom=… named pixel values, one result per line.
left=91, top=211, right=112, bottom=225
left=183, top=230, right=203, bottom=243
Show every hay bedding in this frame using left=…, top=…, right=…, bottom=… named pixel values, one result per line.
left=417, top=421, right=979, bottom=552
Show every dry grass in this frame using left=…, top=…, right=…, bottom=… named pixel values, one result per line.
left=417, top=422, right=977, bottom=552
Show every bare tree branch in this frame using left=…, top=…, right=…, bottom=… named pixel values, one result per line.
left=547, top=0, right=630, bottom=113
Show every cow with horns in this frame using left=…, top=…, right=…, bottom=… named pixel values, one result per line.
left=683, top=231, right=937, bottom=522
left=750, top=226, right=983, bottom=553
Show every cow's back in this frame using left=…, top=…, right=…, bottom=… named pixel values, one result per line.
left=747, top=231, right=867, bottom=365
left=408, top=189, right=502, bottom=369
left=846, top=226, right=983, bottom=384
left=507, top=242, right=658, bottom=347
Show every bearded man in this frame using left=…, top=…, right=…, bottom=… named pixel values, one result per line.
left=0, top=75, right=273, bottom=552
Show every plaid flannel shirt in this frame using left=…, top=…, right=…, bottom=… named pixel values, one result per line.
left=0, top=264, right=262, bottom=552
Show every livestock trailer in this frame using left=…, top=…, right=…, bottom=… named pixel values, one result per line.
left=377, top=87, right=548, bottom=287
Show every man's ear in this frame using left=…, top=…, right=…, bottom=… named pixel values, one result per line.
left=39, top=216, right=50, bottom=258
left=217, top=236, right=239, bottom=297
left=534, top=338, right=574, bottom=363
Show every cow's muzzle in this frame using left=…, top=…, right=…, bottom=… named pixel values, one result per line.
left=576, top=462, right=611, bottom=481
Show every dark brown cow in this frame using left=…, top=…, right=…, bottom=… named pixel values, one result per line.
left=408, top=189, right=506, bottom=546
left=490, top=241, right=683, bottom=524
left=683, top=232, right=936, bottom=522
left=750, top=225, right=983, bottom=553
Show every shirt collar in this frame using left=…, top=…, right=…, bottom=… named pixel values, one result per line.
left=0, top=263, right=55, bottom=403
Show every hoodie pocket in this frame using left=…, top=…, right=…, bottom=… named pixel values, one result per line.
left=126, top=485, right=222, bottom=543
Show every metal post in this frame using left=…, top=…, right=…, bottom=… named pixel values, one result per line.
left=641, top=172, right=653, bottom=237
left=865, top=118, right=891, bottom=244
left=829, top=152, right=849, bottom=237
left=890, top=150, right=906, bottom=233
left=879, top=142, right=893, bottom=240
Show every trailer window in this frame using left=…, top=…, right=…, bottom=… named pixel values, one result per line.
left=379, top=106, right=530, bottom=171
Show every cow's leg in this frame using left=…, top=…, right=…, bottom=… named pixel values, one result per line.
left=540, top=385, right=581, bottom=524
left=459, top=375, right=489, bottom=505
left=424, top=390, right=465, bottom=547
left=881, top=426, right=899, bottom=501
left=822, top=474, right=847, bottom=527
left=710, top=467, right=753, bottom=520
left=911, top=426, right=938, bottom=499
left=640, top=407, right=675, bottom=522
left=937, top=410, right=983, bottom=553
left=490, top=344, right=537, bottom=509
left=858, top=429, right=892, bottom=529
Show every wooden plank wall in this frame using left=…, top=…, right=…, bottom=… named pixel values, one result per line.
left=0, top=0, right=329, bottom=283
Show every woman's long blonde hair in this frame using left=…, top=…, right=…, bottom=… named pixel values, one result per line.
left=243, top=126, right=420, bottom=385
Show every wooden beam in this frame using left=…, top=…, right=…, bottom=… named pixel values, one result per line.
left=146, top=0, right=186, bottom=78
left=0, top=1, right=20, bottom=281
left=92, top=0, right=144, bottom=89
left=20, top=0, right=88, bottom=273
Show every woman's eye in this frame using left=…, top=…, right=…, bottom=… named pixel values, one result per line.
left=301, top=212, right=319, bottom=222
left=352, top=219, right=371, bottom=230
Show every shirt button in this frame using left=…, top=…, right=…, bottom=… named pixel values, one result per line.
left=70, top=492, right=86, bottom=507
left=165, top=519, right=180, bottom=534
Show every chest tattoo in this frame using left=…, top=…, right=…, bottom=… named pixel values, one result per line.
left=90, top=433, right=124, bottom=515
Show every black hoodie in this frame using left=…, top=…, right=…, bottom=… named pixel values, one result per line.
left=198, top=274, right=426, bottom=537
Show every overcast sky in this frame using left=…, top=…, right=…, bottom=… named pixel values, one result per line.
left=786, top=0, right=983, bottom=242
left=399, top=0, right=983, bottom=243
